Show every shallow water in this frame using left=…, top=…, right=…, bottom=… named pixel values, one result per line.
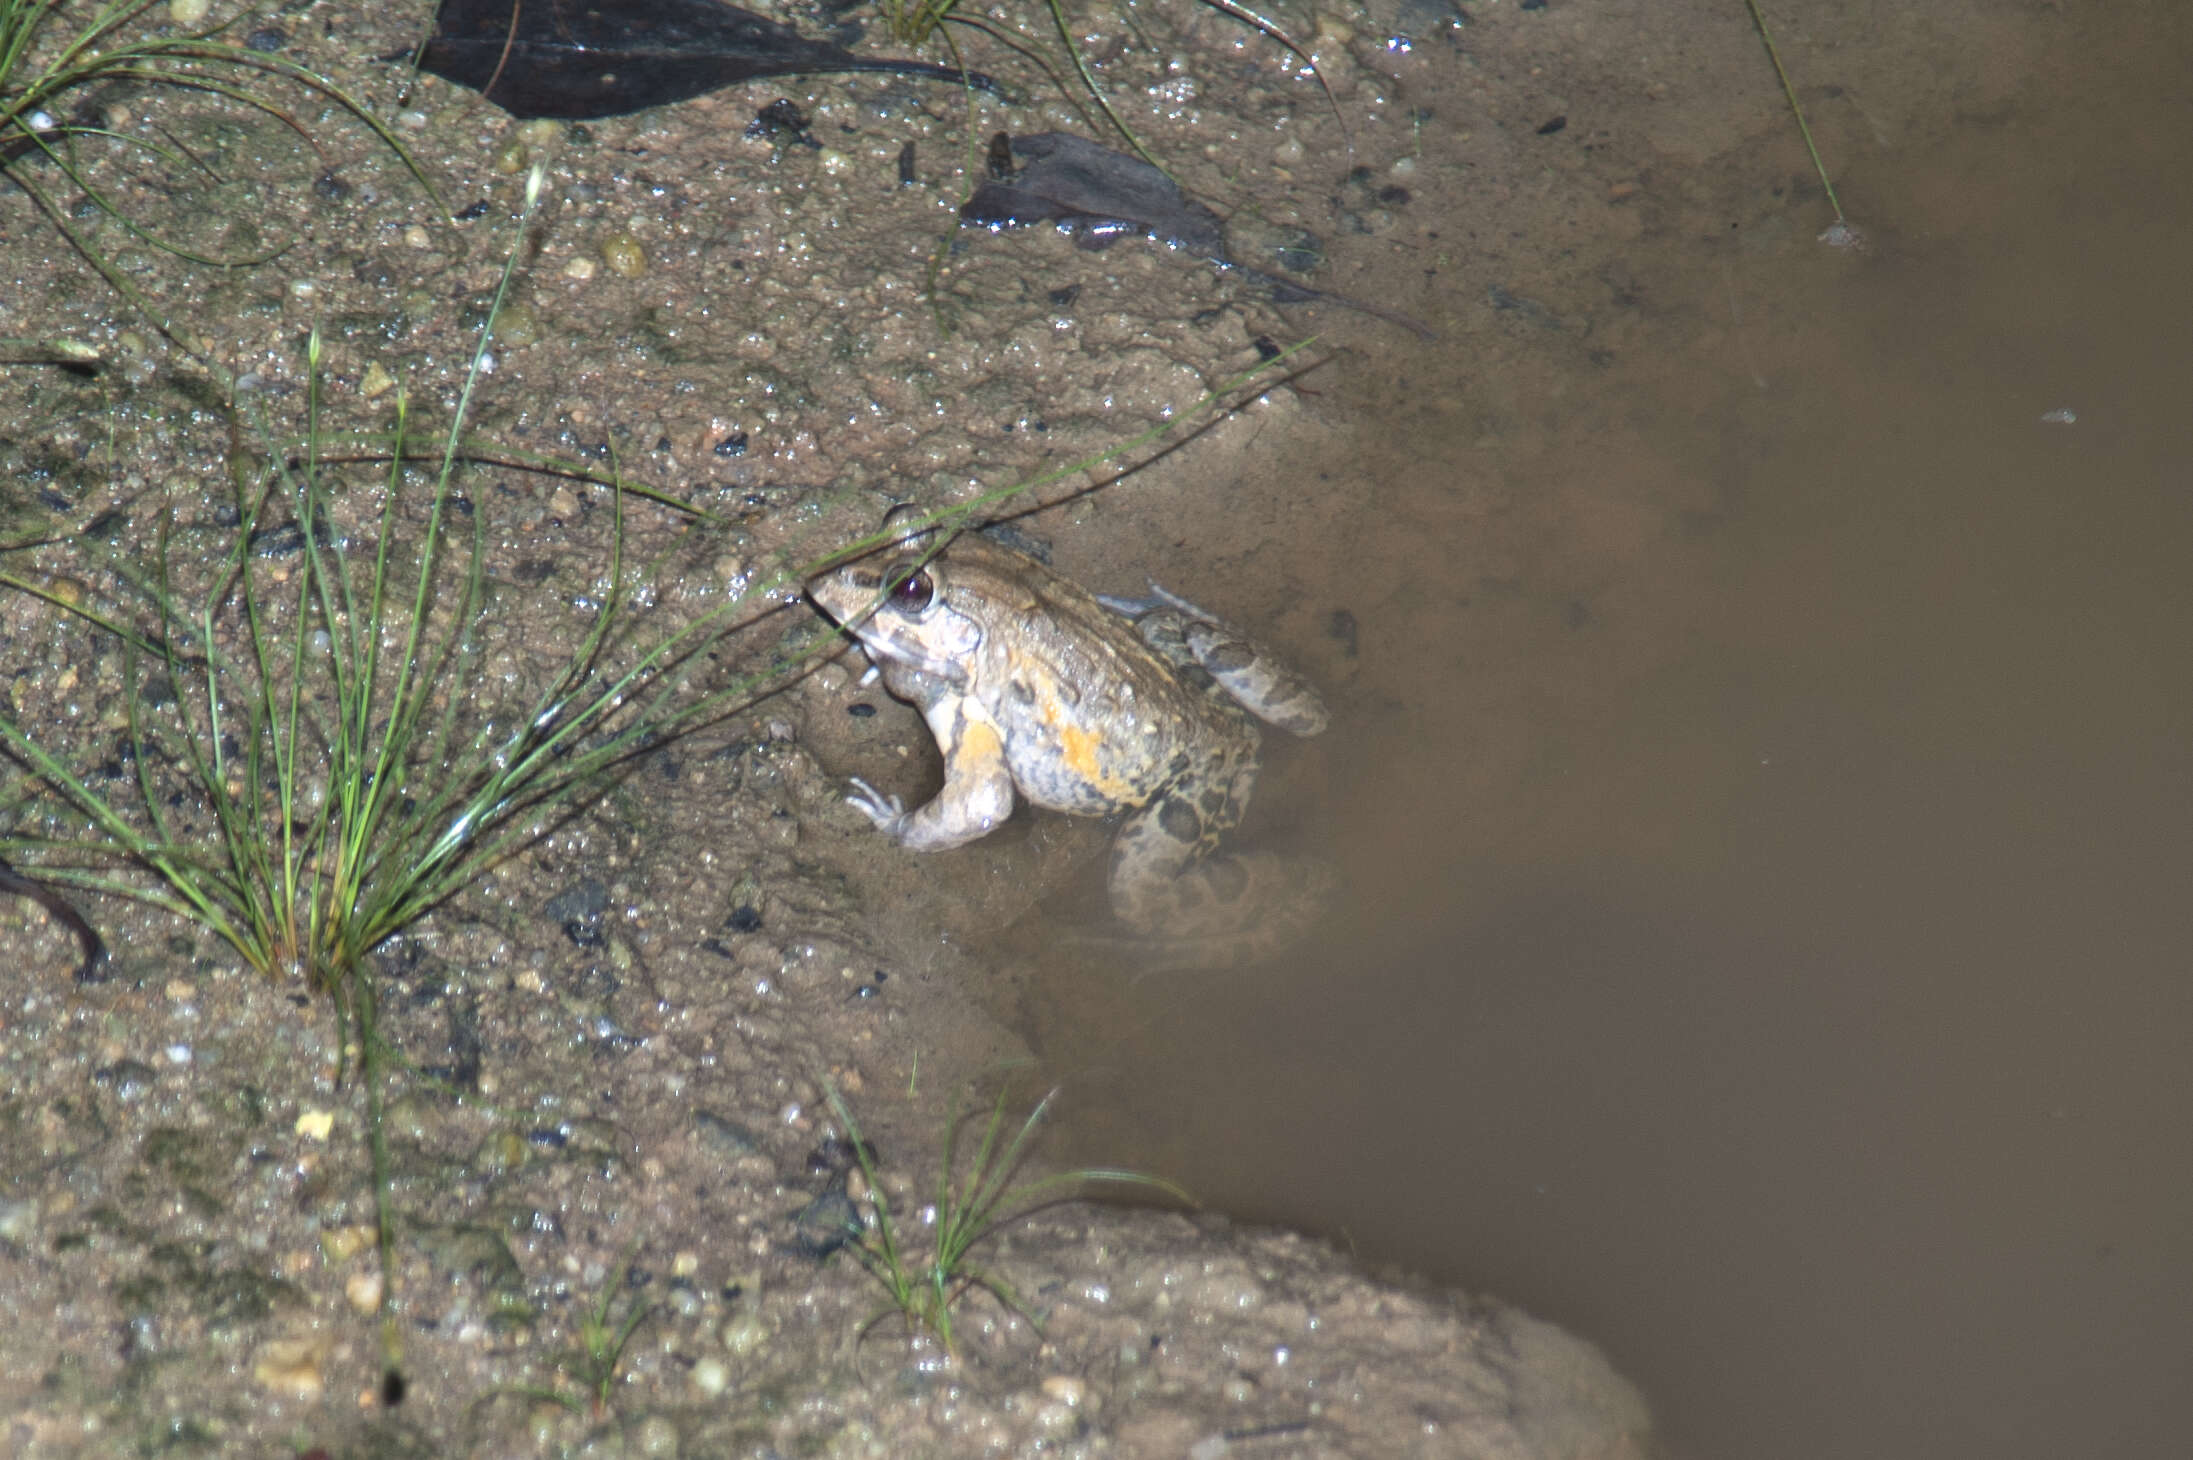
left=1030, top=12, right=2193, bottom=1459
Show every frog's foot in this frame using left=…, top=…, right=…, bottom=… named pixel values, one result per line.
left=1098, top=851, right=1338, bottom=972
left=1105, top=581, right=1329, bottom=738
left=844, top=777, right=910, bottom=837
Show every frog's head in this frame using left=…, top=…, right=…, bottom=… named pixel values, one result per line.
left=806, top=508, right=982, bottom=680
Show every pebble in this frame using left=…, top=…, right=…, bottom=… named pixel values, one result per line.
left=1818, top=220, right=1867, bottom=250
left=721, top=1311, right=771, bottom=1357
left=600, top=232, right=648, bottom=278
left=691, top=1355, right=730, bottom=1395
left=344, top=1270, right=384, bottom=1315
left=0, top=1197, right=37, bottom=1244
left=252, top=1337, right=327, bottom=1399
left=635, top=1414, right=680, bottom=1455
left=492, top=299, right=539, bottom=347
left=94, top=1059, right=158, bottom=1100
left=319, top=1224, right=375, bottom=1261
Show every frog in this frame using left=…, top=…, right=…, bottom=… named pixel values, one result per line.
left=805, top=511, right=1332, bottom=967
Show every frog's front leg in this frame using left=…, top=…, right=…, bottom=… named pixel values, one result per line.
left=847, top=695, right=1016, bottom=852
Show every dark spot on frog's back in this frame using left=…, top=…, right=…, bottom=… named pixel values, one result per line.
left=1158, top=798, right=1202, bottom=844
left=1199, top=786, right=1230, bottom=819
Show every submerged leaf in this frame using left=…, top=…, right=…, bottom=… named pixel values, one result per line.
left=418, top=0, right=996, bottom=119
left=962, top=131, right=1226, bottom=256
left=962, top=131, right=1435, bottom=339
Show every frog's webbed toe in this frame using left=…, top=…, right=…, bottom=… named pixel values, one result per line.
left=845, top=776, right=909, bottom=835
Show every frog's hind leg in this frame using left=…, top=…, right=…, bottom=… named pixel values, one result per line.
left=1178, top=620, right=1327, bottom=737
left=1115, top=583, right=1329, bottom=738
left=1104, top=783, right=1323, bottom=954
left=1099, top=797, right=1335, bottom=970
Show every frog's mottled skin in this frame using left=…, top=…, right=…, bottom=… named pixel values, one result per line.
left=807, top=521, right=1330, bottom=965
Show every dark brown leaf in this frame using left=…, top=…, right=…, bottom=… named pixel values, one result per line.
left=960, top=131, right=1436, bottom=339
left=418, top=0, right=995, bottom=120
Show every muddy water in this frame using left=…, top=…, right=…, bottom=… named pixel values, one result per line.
left=1021, top=16, right=2193, bottom=1460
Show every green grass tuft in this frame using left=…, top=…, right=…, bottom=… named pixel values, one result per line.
left=2, top=168, right=609, bottom=986
left=823, top=1075, right=1188, bottom=1354
left=0, top=164, right=758, bottom=1380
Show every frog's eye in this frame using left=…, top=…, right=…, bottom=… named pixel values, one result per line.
left=888, top=568, right=935, bottom=613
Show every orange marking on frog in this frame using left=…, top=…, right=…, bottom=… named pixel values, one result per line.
left=1058, top=722, right=1103, bottom=781
left=958, top=716, right=1004, bottom=764
left=1035, top=691, right=1129, bottom=796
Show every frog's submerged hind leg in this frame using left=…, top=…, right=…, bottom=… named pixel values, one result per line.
left=1102, top=784, right=1329, bottom=965
left=1100, top=817, right=1335, bottom=973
